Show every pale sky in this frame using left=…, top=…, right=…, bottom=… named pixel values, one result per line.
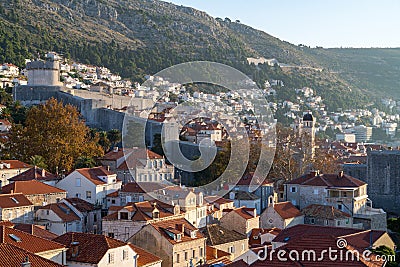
left=164, top=0, right=400, bottom=48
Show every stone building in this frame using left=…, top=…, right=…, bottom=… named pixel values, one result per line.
left=365, top=149, right=400, bottom=214
left=220, top=207, right=259, bottom=237
left=1, top=180, right=66, bottom=207
left=128, top=218, right=206, bottom=267
left=284, top=170, right=387, bottom=230
left=260, top=199, right=304, bottom=229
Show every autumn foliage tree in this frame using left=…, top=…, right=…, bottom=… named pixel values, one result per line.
left=5, top=98, right=104, bottom=173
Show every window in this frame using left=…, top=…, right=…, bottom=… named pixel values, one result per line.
left=310, top=218, right=315, bottom=224
left=75, top=178, right=81, bottom=187
left=120, top=212, right=128, bottom=220
left=94, top=214, right=97, bottom=222
left=112, top=199, right=116, bottom=204
left=86, top=191, right=92, bottom=199
left=192, top=249, right=195, bottom=258
left=176, top=253, right=180, bottom=263
left=108, top=233, right=114, bottom=238
left=338, top=204, right=343, bottom=211
left=313, top=189, right=318, bottom=195
left=76, top=193, right=81, bottom=198
left=108, top=252, right=115, bottom=264
left=229, top=246, right=235, bottom=253
left=200, top=247, right=204, bottom=257
left=291, top=187, right=297, bottom=193
left=184, top=251, right=188, bottom=261
left=337, top=221, right=341, bottom=226
left=325, top=220, right=329, bottom=225
left=123, top=249, right=129, bottom=260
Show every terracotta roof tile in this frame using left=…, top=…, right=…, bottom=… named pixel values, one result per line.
left=128, top=244, right=162, bottom=267
left=202, top=224, right=247, bottom=246
left=204, top=245, right=232, bottom=265
left=1, top=180, right=66, bottom=195
left=302, top=204, right=351, bottom=220
left=63, top=198, right=96, bottom=212
left=0, top=160, right=31, bottom=170
left=150, top=218, right=205, bottom=244
left=9, top=167, right=57, bottom=182
left=0, top=193, right=33, bottom=208
left=14, top=224, right=58, bottom=240
left=0, top=225, right=65, bottom=253
left=76, top=166, right=117, bottom=185
left=40, top=203, right=80, bottom=222
left=287, top=172, right=366, bottom=188
left=0, top=243, right=64, bottom=267
left=53, top=232, right=127, bottom=264
left=272, top=202, right=302, bottom=219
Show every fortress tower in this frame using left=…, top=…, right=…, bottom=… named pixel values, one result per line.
left=26, top=52, right=62, bottom=86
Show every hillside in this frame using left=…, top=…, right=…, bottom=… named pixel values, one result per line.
left=0, top=0, right=396, bottom=109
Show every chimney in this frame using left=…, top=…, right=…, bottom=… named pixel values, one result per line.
left=213, top=247, right=218, bottom=259
left=309, top=170, right=320, bottom=177
left=176, top=223, right=185, bottom=234
left=41, top=168, right=46, bottom=177
left=106, top=165, right=110, bottom=172
left=70, top=241, right=79, bottom=258
left=337, top=171, right=344, bottom=179
left=113, top=147, right=119, bottom=153
left=21, top=256, right=30, bottom=267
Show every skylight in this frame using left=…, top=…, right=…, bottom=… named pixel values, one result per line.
left=9, top=234, right=21, bottom=242
left=10, top=197, right=19, bottom=204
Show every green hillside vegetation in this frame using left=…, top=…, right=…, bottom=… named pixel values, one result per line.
left=0, top=0, right=398, bottom=112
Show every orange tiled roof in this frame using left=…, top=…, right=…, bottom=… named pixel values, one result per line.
left=302, top=204, right=351, bottom=220
left=14, top=224, right=58, bottom=240
left=9, top=167, right=57, bottom=182
left=287, top=172, right=366, bottom=188
left=0, top=225, right=65, bottom=253
left=0, top=160, right=31, bottom=170
left=0, top=243, right=64, bottom=267
left=0, top=193, right=33, bottom=208
left=205, top=245, right=232, bottom=265
left=1, top=180, right=66, bottom=195
left=128, top=244, right=162, bottom=267
left=53, top=232, right=127, bottom=264
left=273, top=202, right=303, bottom=219
left=63, top=198, right=96, bottom=213
left=150, top=218, right=204, bottom=244
left=40, top=203, right=80, bottom=222
left=76, top=166, right=116, bottom=185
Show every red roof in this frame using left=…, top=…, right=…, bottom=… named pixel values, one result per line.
left=14, top=224, right=58, bottom=240
left=229, top=207, right=257, bottom=220
left=9, top=167, right=57, bottom=182
left=249, top=228, right=282, bottom=247
left=0, top=225, right=65, bottom=253
left=205, top=245, right=232, bottom=265
left=0, top=160, right=31, bottom=170
left=252, top=234, right=385, bottom=266
left=272, top=202, right=302, bottom=219
left=287, top=172, right=366, bottom=188
left=63, top=198, right=96, bottom=213
left=0, top=193, right=33, bottom=208
left=128, top=244, right=162, bottom=267
left=40, top=203, right=80, bottom=222
left=54, top=232, right=127, bottom=264
left=150, top=218, right=205, bottom=244
left=1, top=180, right=65, bottom=195
left=236, top=172, right=273, bottom=186
left=302, top=204, right=351, bottom=219
left=76, top=166, right=117, bottom=185
left=0, top=243, right=64, bottom=267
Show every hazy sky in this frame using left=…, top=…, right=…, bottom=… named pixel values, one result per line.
left=164, top=0, right=400, bottom=48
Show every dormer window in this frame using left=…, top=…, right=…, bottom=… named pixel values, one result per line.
left=119, top=212, right=128, bottom=220
left=153, top=211, right=160, bottom=219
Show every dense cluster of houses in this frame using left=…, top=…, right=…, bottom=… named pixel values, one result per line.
left=0, top=143, right=395, bottom=266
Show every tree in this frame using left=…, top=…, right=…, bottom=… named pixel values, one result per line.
left=107, top=129, right=121, bottom=148
left=29, top=155, right=47, bottom=169
left=75, top=156, right=97, bottom=169
left=5, top=98, right=104, bottom=172
left=370, top=246, right=398, bottom=267
left=97, top=130, right=111, bottom=152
